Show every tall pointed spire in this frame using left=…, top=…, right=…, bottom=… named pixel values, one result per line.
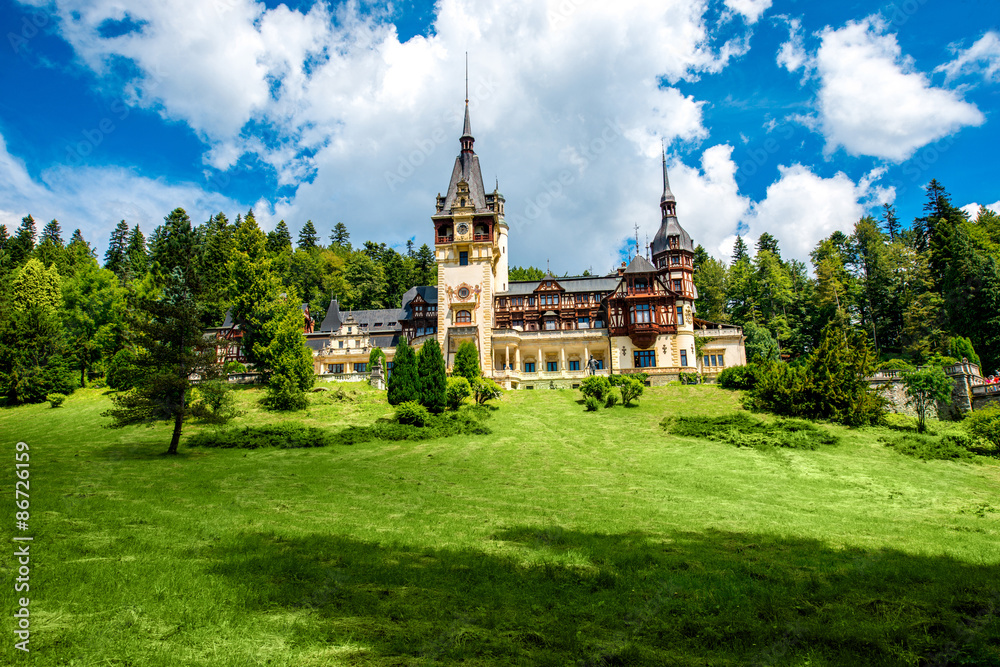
left=460, top=52, right=474, bottom=153
left=660, top=143, right=676, bottom=217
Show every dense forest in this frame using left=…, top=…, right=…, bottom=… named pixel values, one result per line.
left=0, top=178, right=997, bottom=409
left=693, top=180, right=1000, bottom=375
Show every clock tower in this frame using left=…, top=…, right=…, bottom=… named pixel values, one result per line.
left=431, top=96, right=508, bottom=372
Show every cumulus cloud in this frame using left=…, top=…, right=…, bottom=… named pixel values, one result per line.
left=775, top=16, right=808, bottom=73
left=741, top=163, right=883, bottom=263
left=11, top=0, right=761, bottom=270
left=961, top=201, right=1000, bottom=219
left=724, top=0, right=772, bottom=25
left=0, top=132, right=244, bottom=248
left=804, top=18, right=984, bottom=162
left=936, top=32, right=1000, bottom=84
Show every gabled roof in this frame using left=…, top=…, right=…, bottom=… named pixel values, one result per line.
left=623, top=255, right=657, bottom=274
left=318, top=299, right=342, bottom=332
left=441, top=153, right=488, bottom=212
left=400, top=286, right=438, bottom=319
left=499, top=275, right=620, bottom=296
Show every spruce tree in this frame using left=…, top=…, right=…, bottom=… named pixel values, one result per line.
left=11, top=214, right=36, bottom=265
left=731, top=236, right=749, bottom=264
left=453, top=340, right=480, bottom=383
left=881, top=203, right=900, bottom=242
left=0, top=224, right=8, bottom=252
left=416, top=339, right=446, bottom=413
left=126, top=225, right=148, bottom=279
left=387, top=339, right=419, bottom=405
left=330, top=222, right=350, bottom=250
left=267, top=220, right=292, bottom=253
left=40, top=219, right=63, bottom=246
left=298, top=220, right=319, bottom=250
left=104, top=219, right=131, bottom=280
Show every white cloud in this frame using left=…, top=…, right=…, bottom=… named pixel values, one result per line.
left=0, top=132, right=243, bottom=249
left=724, top=0, right=772, bottom=25
left=775, top=17, right=808, bottom=73
left=808, top=18, right=984, bottom=162
left=741, top=164, right=878, bottom=263
left=14, top=0, right=759, bottom=271
left=961, top=201, right=1000, bottom=219
left=936, top=32, right=1000, bottom=83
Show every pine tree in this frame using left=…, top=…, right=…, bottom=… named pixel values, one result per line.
left=417, top=339, right=446, bottom=413
left=196, top=213, right=233, bottom=324
left=104, top=219, right=131, bottom=280
left=387, top=339, right=419, bottom=405
left=415, top=244, right=436, bottom=285
left=11, top=214, right=37, bottom=265
left=267, top=220, right=292, bottom=253
left=453, top=341, right=481, bottom=383
left=298, top=220, right=319, bottom=250
left=40, top=219, right=63, bottom=246
left=35, top=219, right=68, bottom=273
left=406, top=239, right=415, bottom=258
left=330, top=222, right=351, bottom=250
left=731, top=236, right=749, bottom=264
left=0, top=303, right=75, bottom=404
left=0, top=225, right=8, bottom=252
left=150, top=209, right=199, bottom=292
left=258, top=288, right=315, bottom=409
left=881, top=204, right=900, bottom=243
left=694, top=256, right=727, bottom=323
left=126, top=225, right=148, bottom=279
left=755, top=233, right=780, bottom=258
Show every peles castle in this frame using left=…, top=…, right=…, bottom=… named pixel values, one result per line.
left=299, top=99, right=746, bottom=388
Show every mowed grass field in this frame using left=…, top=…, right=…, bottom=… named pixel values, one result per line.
left=2, top=384, right=999, bottom=666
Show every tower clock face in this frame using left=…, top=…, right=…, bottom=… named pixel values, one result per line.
left=457, top=223, right=469, bottom=235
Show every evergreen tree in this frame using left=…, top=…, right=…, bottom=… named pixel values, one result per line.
left=330, top=222, right=351, bottom=250
left=755, top=233, right=780, bottom=258
left=731, top=236, right=749, bottom=264
left=453, top=341, right=481, bottom=383
left=298, top=220, right=319, bottom=250
left=196, top=213, right=233, bottom=324
left=67, top=229, right=97, bottom=269
left=0, top=303, right=76, bottom=404
left=406, top=238, right=415, bottom=258
left=228, top=212, right=274, bottom=371
left=104, top=219, right=131, bottom=280
left=267, top=220, right=293, bottom=253
left=694, top=256, right=727, bottom=323
left=35, top=219, right=68, bottom=273
left=150, top=209, right=200, bottom=292
left=258, top=288, right=315, bottom=408
left=881, top=203, right=900, bottom=242
left=387, top=339, right=419, bottom=405
left=62, top=261, right=128, bottom=386
left=417, top=339, right=447, bottom=413
left=12, top=259, right=61, bottom=311
left=126, top=225, right=148, bottom=279
left=509, top=266, right=546, bottom=281
left=0, top=224, right=8, bottom=252
left=40, top=219, right=63, bottom=246
left=11, top=214, right=37, bottom=265
left=692, top=244, right=709, bottom=273
left=103, top=267, right=221, bottom=454
left=414, top=243, right=436, bottom=285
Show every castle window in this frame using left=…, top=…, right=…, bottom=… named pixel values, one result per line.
left=631, top=304, right=651, bottom=324
left=578, top=317, right=589, bottom=328
left=459, top=251, right=469, bottom=266
left=328, top=363, right=344, bottom=374
left=634, top=350, right=656, bottom=368
left=524, top=362, right=536, bottom=373
left=527, top=297, right=535, bottom=306
left=634, top=279, right=648, bottom=293
left=676, top=305, right=684, bottom=325
left=354, top=363, right=368, bottom=373
left=547, top=361, right=558, bottom=372
left=672, top=279, right=681, bottom=292
left=545, top=320, right=557, bottom=330
left=569, top=360, right=580, bottom=371
left=671, top=255, right=680, bottom=265
left=512, top=318, right=523, bottom=329
left=338, top=341, right=344, bottom=349
left=679, top=350, right=688, bottom=367
left=456, top=309, right=472, bottom=324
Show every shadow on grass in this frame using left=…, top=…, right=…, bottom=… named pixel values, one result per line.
left=206, top=526, right=1000, bottom=666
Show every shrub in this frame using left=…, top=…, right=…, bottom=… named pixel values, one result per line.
left=188, top=424, right=334, bottom=449
left=718, top=364, right=760, bottom=390
left=580, top=375, right=611, bottom=402
left=446, top=376, right=472, bottom=410
left=453, top=341, right=481, bottom=383
left=619, top=377, right=644, bottom=406
left=662, top=413, right=839, bottom=450
left=880, top=433, right=977, bottom=462
left=585, top=396, right=600, bottom=411
left=877, top=358, right=915, bottom=372
left=190, top=380, right=239, bottom=425
left=368, top=347, right=387, bottom=371
left=604, top=389, right=619, bottom=408
left=47, top=393, right=67, bottom=408
left=964, top=405, right=1000, bottom=452
left=471, top=376, right=502, bottom=405
left=679, top=372, right=700, bottom=385
left=901, top=366, right=954, bottom=433
left=948, top=336, right=981, bottom=367
left=224, top=361, right=248, bottom=374
left=261, top=374, right=308, bottom=411
left=395, top=401, right=430, bottom=426
left=609, top=373, right=647, bottom=386
left=417, top=339, right=447, bottom=413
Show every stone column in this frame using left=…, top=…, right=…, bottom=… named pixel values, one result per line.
left=515, top=347, right=520, bottom=370
left=505, top=345, right=510, bottom=370
left=538, top=347, right=543, bottom=372
left=560, top=347, right=566, bottom=373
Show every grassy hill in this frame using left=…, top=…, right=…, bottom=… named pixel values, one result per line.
left=2, top=384, right=999, bottom=666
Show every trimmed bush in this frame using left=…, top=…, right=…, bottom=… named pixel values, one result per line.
left=585, top=396, right=600, bottom=411
left=387, top=339, right=418, bottom=406
left=609, top=373, right=647, bottom=387
left=604, top=389, right=619, bottom=408
left=619, top=377, right=644, bottom=406
left=188, top=424, right=334, bottom=449
left=717, top=364, right=760, bottom=390
left=395, top=401, right=430, bottom=426
left=446, top=376, right=472, bottom=410
left=47, top=392, right=67, bottom=408
left=417, top=339, right=447, bottom=413
left=580, top=375, right=612, bottom=402
left=662, top=413, right=839, bottom=450
left=877, top=358, right=915, bottom=372
left=880, top=433, right=977, bottom=462
left=471, top=376, right=502, bottom=405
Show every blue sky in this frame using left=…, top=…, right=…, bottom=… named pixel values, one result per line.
left=1, top=0, right=997, bottom=272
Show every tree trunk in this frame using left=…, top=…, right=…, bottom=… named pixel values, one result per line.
left=167, top=394, right=185, bottom=455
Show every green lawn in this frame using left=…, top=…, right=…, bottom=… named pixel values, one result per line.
left=2, top=384, right=999, bottom=666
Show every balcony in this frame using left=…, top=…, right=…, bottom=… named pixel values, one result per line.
left=435, top=235, right=454, bottom=245
left=473, top=233, right=491, bottom=242
left=491, top=328, right=609, bottom=343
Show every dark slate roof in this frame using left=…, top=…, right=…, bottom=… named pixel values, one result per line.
left=371, top=333, right=403, bottom=349
left=222, top=309, right=234, bottom=328
left=318, top=299, right=342, bottom=332
left=338, top=308, right=404, bottom=332
left=498, top=275, right=620, bottom=296
left=400, top=285, right=438, bottom=319
left=304, top=339, right=327, bottom=352
left=623, top=255, right=657, bottom=274
left=441, top=152, right=487, bottom=212
left=651, top=215, right=695, bottom=255
left=660, top=153, right=676, bottom=205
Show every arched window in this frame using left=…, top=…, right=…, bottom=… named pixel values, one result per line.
left=456, top=310, right=472, bottom=324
